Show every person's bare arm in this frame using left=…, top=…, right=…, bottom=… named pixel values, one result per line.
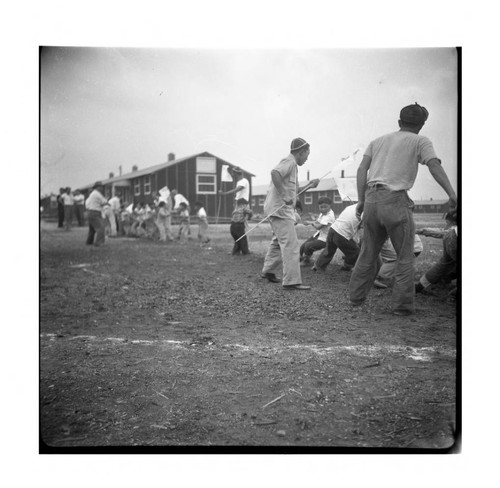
left=427, top=159, right=457, bottom=208
left=298, top=178, right=320, bottom=193
left=219, top=185, right=244, bottom=196
left=355, top=155, right=371, bottom=219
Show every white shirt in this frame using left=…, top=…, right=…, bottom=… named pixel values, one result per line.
left=197, top=207, right=207, bottom=219
left=313, top=209, right=336, bottom=242
left=380, top=234, right=423, bottom=261
left=331, top=205, right=361, bottom=240
left=173, top=193, right=190, bottom=210
left=235, top=177, right=250, bottom=201
left=85, top=189, right=108, bottom=211
left=73, top=194, right=85, bottom=205
left=108, top=196, right=121, bottom=212
left=61, top=193, right=74, bottom=206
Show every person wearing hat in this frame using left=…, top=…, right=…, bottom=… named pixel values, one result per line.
left=84, top=181, right=108, bottom=247
left=349, top=103, right=457, bottom=315
left=260, top=138, right=319, bottom=290
left=218, top=166, right=250, bottom=202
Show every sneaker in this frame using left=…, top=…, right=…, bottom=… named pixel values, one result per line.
left=350, top=299, right=365, bottom=306
left=374, top=279, right=388, bottom=289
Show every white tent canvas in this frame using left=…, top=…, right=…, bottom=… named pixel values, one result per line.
left=335, top=177, right=358, bottom=202
left=331, top=147, right=364, bottom=201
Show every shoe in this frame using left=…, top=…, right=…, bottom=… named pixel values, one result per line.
left=340, top=265, right=353, bottom=271
left=415, top=283, right=424, bottom=293
left=261, top=272, right=280, bottom=283
left=283, top=284, right=311, bottom=290
left=350, top=299, right=365, bottom=306
left=393, top=309, right=414, bottom=316
left=374, top=279, right=388, bottom=289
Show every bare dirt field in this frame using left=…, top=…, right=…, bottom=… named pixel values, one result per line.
left=39, top=215, right=458, bottom=452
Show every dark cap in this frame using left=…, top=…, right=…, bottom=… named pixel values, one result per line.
left=291, top=137, right=309, bottom=151
left=400, top=103, right=429, bottom=125
left=231, top=166, right=243, bottom=174
left=93, top=181, right=103, bottom=188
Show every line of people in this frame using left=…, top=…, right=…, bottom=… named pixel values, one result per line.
left=83, top=182, right=211, bottom=247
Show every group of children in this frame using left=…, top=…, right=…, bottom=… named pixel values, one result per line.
left=117, top=197, right=211, bottom=245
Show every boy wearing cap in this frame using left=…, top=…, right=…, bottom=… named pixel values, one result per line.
left=260, top=138, right=319, bottom=290
left=349, top=103, right=457, bottom=315
left=230, top=198, right=253, bottom=254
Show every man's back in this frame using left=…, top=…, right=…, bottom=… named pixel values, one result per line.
left=365, top=130, right=437, bottom=191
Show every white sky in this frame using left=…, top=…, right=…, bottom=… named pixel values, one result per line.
left=41, top=46, right=458, bottom=200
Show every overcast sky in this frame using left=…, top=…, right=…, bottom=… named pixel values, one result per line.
left=40, top=47, right=458, bottom=200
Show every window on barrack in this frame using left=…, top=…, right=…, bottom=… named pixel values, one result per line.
left=144, top=175, right=151, bottom=195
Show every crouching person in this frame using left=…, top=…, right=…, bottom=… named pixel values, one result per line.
left=415, top=209, right=458, bottom=296
left=375, top=234, right=423, bottom=288
left=299, top=196, right=336, bottom=267
left=313, top=203, right=362, bottom=272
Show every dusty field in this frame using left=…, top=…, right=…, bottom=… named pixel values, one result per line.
left=39, top=215, right=458, bottom=452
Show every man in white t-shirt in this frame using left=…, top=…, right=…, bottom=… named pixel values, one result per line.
left=61, top=187, right=74, bottom=231
left=85, top=181, right=108, bottom=246
left=171, top=189, right=190, bottom=210
left=313, top=204, right=362, bottom=272
left=218, top=166, right=249, bottom=202
left=108, top=192, right=121, bottom=237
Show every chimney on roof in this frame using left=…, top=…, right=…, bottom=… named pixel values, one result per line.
left=168, top=153, right=175, bottom=162
left=119, top=165, right=122, bottom=176
left=109, top=172, right=114, bottom=179
left=307, top=170, right=310, bottom=180
left=132, top=165, right=138, bottom=172
left=341, top=170, right=345, bottom=178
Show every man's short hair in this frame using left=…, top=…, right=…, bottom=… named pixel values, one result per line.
left=236, top=198, right=248, bottom=205
left=318, top=196, right=332, bottom=205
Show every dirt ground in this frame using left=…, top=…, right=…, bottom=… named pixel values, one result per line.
left=39, top=216, right=458, bottom=452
